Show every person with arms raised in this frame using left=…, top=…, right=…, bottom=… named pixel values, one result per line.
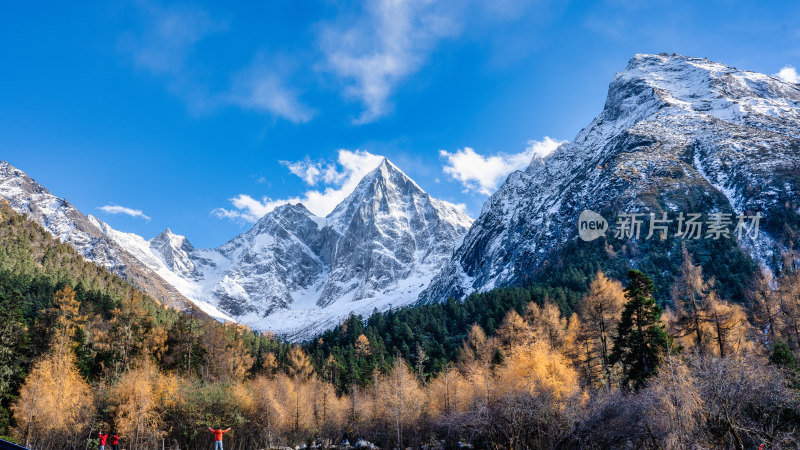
left=208, top=426, right=231, bottom=450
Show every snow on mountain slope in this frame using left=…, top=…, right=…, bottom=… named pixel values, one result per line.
left=177, top=158, right=473, bottom=338
left=5, top=157, right=469, bottom=338
left=318, top=159, right=473, bottom=307
left=107, top=158, right=472, bottom=338
left=0, top=161, right=200, bottom=311
left=420, top=53, right=800, bottom=304
left=91, top=220, right=233, bottom=320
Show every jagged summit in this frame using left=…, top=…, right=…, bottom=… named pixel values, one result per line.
left=325, top=157, right=447, bottom=231
left=603, top=53, right=800, bottom=135
left=152, top=228, right=192, bottom=247
left=420, top=53, right=800, bottom=304
left=141, top=156, right=473, bottom=337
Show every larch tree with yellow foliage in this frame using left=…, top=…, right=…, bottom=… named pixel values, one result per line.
left=287, top=345, right=313, bottom=439
left=578, top=271, right=625, bottom=388
left=13, top=286, right=93, bottom=449
left=112, top=358, right=178, bottom=450
left=457, top=324, right=497, bottom=405
left=376, top=358, right=425, bottom=448
left=525, top=301, right=568, bottom=350
left=670, top=246, right=715, bottom=356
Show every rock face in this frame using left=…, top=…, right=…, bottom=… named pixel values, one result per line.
left=132, top=158, right=471, bottom=338
left=193, top=159, right=472, bottom=338
left=420, top=53, right=800, bottom=303
left=0, top=158, right=471, bottom=339
left=0, top=161, right=198, bottom=311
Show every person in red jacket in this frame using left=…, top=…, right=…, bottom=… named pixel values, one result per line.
left=208, top=427, right=230, bottom=450
left=109, top=433, right=119, bottom=450
left=98, top=432, right=108, bottom=450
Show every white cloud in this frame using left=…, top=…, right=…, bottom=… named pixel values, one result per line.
left=122, top=4, right=224, bottom=76
left=211, top=194, right=281, bottom=222
left=319, top=0, right=461, bottom=124
left=123, top=5, right=310, bottom=123
left=227, top=62, right=314, bottom=123
left=440, top=136, right=565, bottom=195
left=213, top=149, right=385, bottom=222
left=98, top=204, right=152, bottom=221
left=317, top=0, right=557, bottom=123
left=452, top=202, right=468, bottom=214
left=280, top=158, right=344, bottom=185
left=775, top=65, right=799, bottom=84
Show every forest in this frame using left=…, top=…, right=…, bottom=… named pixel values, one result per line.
left=1, top=201, right=800, bottom=449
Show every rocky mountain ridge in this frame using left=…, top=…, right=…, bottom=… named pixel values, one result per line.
left=420, top=53, right=800, bottom=303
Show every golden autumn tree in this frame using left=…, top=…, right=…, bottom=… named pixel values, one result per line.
left=670, top=246, right=715, bottom=355
left=457, top=324, right=497, bottom=404
left=375, top=358, right=425, bottom=448
left=49, top=285, right=86, bottom=349
left=704, top=295, right=755, bottom=357
left=428, top=363, right=472, bottom=417
left=497, top=310, right=532, bottom=348
left=247, top=376, right=286, bottom=447
left=525, top=301, right=568, bottom=350
left=577, top=271, right=625, bottom=388
left=202, top=323, right=255, bottom=382
left=13, top=345, right=93, bottom=448
left=310, top=372, right=346, bottom=441
left=495, top=342, right=580, bottom=403
left=749, top=271, right=783, bottom=346
left=261, top=352, right=278, bottom=377
left=354, top=333, right=372, bottom=357
left=457, top=324, right=488, bottom=367
left=13, top=286, right=93, bottom=449
left=112, top=358, right=178, bottom=450
left=286, top=345, right=313, bottom=438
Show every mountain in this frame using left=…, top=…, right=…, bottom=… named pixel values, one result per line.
left=0, top=158, right=471, bottom=338
left=150, top=158, right=472, bottom=338
left=113, top=158, right=471, bottom=338
left=0, top=161, right=200, bottom=312
left=11, top=53, right=794, bottom=336
left=421, top=53, right=800, bottom=304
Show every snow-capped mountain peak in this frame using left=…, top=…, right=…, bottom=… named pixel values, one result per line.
left=420, top=53, right=800, bottom=304
left=605, top=53, right=800, bottom=136
left=163, top=157, right=474, bottom=337
left=0, top=161, right=199, bottom=311
left=17, top=156, right=471, bottom=339
left=149, top=228, right=201, bottom=279
left=325, top=157, right=451, bottom=232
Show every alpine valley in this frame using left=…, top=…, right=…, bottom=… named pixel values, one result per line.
left=3, top=53, right=799, bottom=338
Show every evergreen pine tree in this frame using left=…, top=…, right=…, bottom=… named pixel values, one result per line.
left=610, top=269, right=671, bottom=390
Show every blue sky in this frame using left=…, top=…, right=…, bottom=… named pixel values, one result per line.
left=1, top=0, right=798, bottom=247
